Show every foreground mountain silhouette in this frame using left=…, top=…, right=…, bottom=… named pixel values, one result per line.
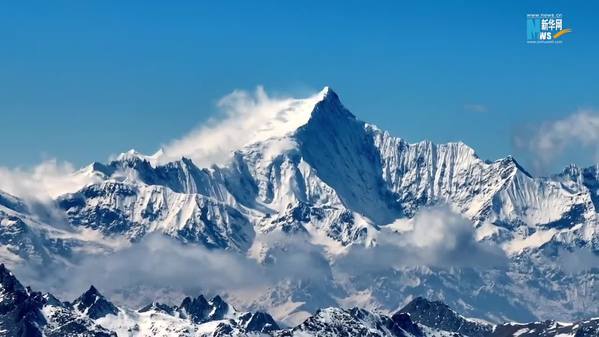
left=1, top=264, right=598, bottom=337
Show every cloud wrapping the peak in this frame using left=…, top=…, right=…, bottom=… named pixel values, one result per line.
left=0, top=86, right=324, bottom=201
left=0, top=159, right=101, bottom=201
left=157, top=86, right=326, bottom=167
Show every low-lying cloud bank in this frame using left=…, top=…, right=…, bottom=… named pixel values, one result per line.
left=16, top=232, right=333, bottom=306
left=14, top=206, right=509, bottom=309
left=336, top=206, right=508, bottom=273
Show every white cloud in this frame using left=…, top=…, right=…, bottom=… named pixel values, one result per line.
left=464, top=103, right=488, bottom=113
left=156, top=86, right=327, bottom=167
left=0, top=159, right=101, bottom=201
left=17, top=233, right=334, bottom=308
left=557, top=248, right=599, bottom=274
left=514, top=110, right=599, bottom=172
left=336, top=206, right=507, bottom=272
left=16, top=234, right=263, bottom=304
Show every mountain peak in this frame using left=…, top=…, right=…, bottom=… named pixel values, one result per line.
left=0, top=263, right=26, bottom=296
left=318, top=85, right=336, bottom=99
left=139, top=301, right=176, bottom=315
left=85, top=285, right=100, bottom=296
left=399, top=297, right=493, bottom=337
left=73, top=285, right=118, bottom=319
left=116, top=149, right=145, bottom=161
left=315, top=85, right=341, bottom=104
left=239, top=311, right=280, bottom=333
left=304, top=86, right=355, bottom=126
left=0, top=264, right=31, bottom=317
left=179, top=295, right=210, bottom=323
left=114, top=148, right=161, bottom=166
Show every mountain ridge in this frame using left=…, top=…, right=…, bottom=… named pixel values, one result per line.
left=1, top=264, right=597, bottom=337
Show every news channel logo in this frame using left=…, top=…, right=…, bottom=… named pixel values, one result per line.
left=527, top=13, right=572, bottom=44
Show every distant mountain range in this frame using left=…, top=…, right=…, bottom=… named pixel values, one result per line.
left=0, top=87, right=598, bottom=332
left=1, top=264, right=597, bottom=337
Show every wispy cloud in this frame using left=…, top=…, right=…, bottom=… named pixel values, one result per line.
left=0, top=159, right=100, bottom=201
left=556, top=248, right=599, bottom=274
left=17, top=233, right=333, bottom=308
left=336, top=206, right=507, bottom=272
left=22, top=234, right=267, bottom=301
left=157, top=86, right=325, bottom=167
left=464, top=103, right=488, bottom=113
left=513, top=109, right=599, bottom=172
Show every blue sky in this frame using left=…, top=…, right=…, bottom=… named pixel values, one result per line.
left=1, top=1, right=598, bottom=173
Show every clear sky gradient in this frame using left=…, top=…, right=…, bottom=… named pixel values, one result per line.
left=1, top=1, right=598, bottom=172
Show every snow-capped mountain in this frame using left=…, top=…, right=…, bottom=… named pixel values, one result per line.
left=0, top=87, right=598, bottom=326
left=0, top=264, right=279, bottom=337
left=397, top=296, right=599, bottom=337
left=2, top=264, right=597, bottom=337
left=0, top=264, right=115, bottom=337
left=54, top=88, right=599, bottom=251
